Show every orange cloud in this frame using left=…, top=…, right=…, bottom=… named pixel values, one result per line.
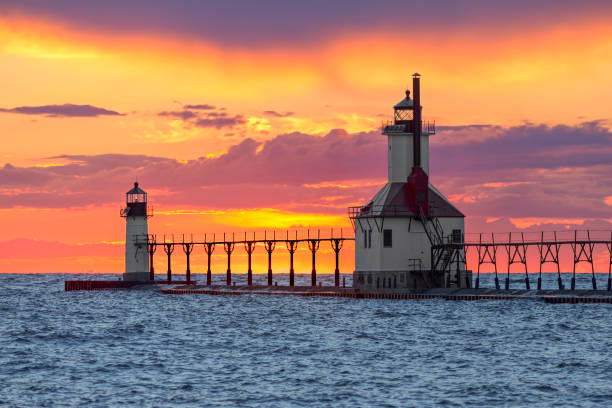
left=509, top=217, right=586, bottom=229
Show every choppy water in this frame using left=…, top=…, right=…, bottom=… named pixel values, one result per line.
left=1, top=273, right=611, bottom=407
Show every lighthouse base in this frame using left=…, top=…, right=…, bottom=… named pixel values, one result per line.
left=123, top=272, right=151, bottom=281
left=353, top=269, right=472, bottom=290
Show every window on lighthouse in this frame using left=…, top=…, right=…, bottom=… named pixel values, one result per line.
left=383, top=229, right=392, bottom=247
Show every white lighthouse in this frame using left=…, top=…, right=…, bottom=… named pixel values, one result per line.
left=350, top=74, right=469, bottom=290
left=121, top=182, right=150, bottom=281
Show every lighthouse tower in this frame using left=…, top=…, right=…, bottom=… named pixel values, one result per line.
left=349, top=74, right=468, bottom=290
left=121, top=182, right=150, bottom=281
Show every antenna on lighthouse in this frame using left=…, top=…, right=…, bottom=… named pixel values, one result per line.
left=412, top=73, right=422, bottom=168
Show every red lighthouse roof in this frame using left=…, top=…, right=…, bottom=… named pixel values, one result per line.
left=351, top=182, right=464, bottom=219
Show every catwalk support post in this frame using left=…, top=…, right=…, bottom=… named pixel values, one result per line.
left=264, top=231, right=276, bottom=286
left=571, top=230, right=597, bottom=290
left=182, top=236, right=194, bottom=284
left=286, top=236, right=298, bottom=287
left=163, top=240, right=174, bottom=283
left=223, top=234, right=235, bottom=286
left=538, top=231, right=563, bottom=290
left=476, top=233, right=498, bottom=289
left=244, top=233, right=256, bottom=286
left=204, top=239, right=215, bottom=286
left=307, top=230, right=320, bottom=287
left=148, top=235, right=157, bottom=281
left=331, top=237, right=344, bottom=287
left=506, top=232, right=529, bottom=290
left=607, top=231, right=612, bottom=291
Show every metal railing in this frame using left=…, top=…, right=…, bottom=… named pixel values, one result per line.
left=381, top=120, right=436, bottom=134
left=349, top=205, right=416, bottom=219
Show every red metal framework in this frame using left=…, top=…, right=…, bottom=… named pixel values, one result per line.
left=204, top=240, right=215, bottom=286
left=264, top=231, right=276, bottom=286
left=243, top=232, right=257, bottom=286
left=163, top=240, right=174, bottom=283
left=475, top=233, right=500, bottom=289
left=433, top=229, right=612, bottom=291
left=607, top=232, right=612, bottom=291
left=223, top=233, right=235, bottom=286
left=307, top=230, right=320, bottom=287
left=571, top=230, right=596, bottom=290
left=182, top=237, right=195, bottom=284
left=537, top=231, right=563, bottom=290
left=505, top=232, right=529, bottom=290
left=330, top=234, right=344, bottom=287
left=147, top=235, right=157, bottom=281
left=145, top=229, right=353, bottom=288
left=286, top=237, right=299, bottom=287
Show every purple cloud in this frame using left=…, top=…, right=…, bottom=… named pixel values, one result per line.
left=158, top=110, right=198, bottom=121
left=0, top=104, right=121, bottom=117
left=194, top=114, right=245, bottom=129
left=263, top=110, right=294, bottom=118
left=4, top=1, right=610, bottom=47
left=0, top=122, right=609, bottom=225
left=158, top=106, right=246, bottom=129
left=183, top=104, right=216, bottom=110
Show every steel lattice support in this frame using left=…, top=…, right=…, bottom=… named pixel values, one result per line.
left=204, top=242, right=215, bottom=286
left=571, top=230, right=597, bottom=290
left=286, top=240, right=298, bottom=287
left=182, top=237, right=194, bottom=284
left=331, top=238, right=344, bottom=287
left=148, top=235, right=157, bottom=281
left=224, top=239, right=235, bottom=286
left=505, top=232, right=529, bottom=290
left=463, top=244, right=471, bottom=288
left=537, top=231, right=563, bottom=290
left=476, top=233, right=499, bottom=289
left=307, top=231, right=320, bottom=287
left=244, top=239, right=256, bottom=286
left=607, top=232, right=612, bottom=291
left=163, top=241, right=174, bottom=283
left=264, top=239, right=276, bottom=286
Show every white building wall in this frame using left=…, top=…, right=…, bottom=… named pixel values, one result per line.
left=354, top=215, right=466, bottom=289
left=388, top=133, right=430, bottom=181
left=125, top=215, right=149, bottom=280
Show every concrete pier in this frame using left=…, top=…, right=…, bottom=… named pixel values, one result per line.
left=64, top=280, right=612, bottom=303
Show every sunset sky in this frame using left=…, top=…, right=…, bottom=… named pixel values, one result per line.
left=1, top=0, right=611, bottom=275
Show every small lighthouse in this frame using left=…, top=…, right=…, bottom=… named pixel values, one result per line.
left=121, top=182, right=150, bottom=281
left=350, top=74, right=468, bottom=290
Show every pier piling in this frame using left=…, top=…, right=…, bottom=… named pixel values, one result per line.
left=264, top=233, right=276, bottom=286
left=308, top=230, right=320, bottom=287
left=224, top=234, right=235, bottom=286
left=148, top=236, right=157, bottom=281
left=331, top=234, right=344, bottom=287
left=163, top=241, right=174, bottom=283
left=244, top=234, right=256, bottom=286
left=286, top=233, right=298, bottom=287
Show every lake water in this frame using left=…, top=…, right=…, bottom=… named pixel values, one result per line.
left=1, top=273, right=611, bottom=407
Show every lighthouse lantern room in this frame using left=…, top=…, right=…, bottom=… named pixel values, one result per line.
left=349, top=74, right=469, bottom=290
left=121, top=182, right=150, bottom=281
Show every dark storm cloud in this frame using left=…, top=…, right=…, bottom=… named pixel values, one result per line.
left=4, top=0, right=610, bottom=47
left=0, top=104, right=121, bottom=117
